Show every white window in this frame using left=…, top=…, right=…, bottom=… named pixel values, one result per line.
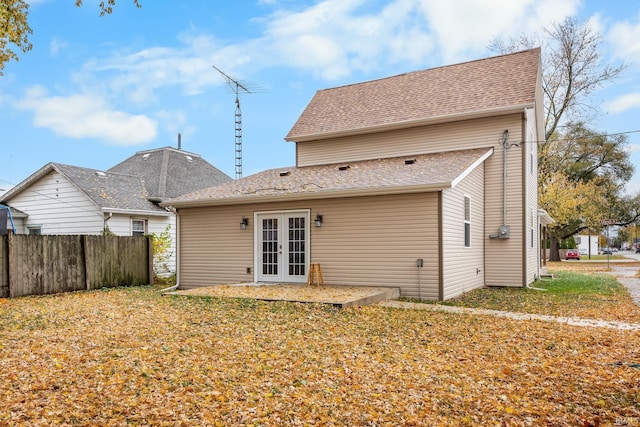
left=464, top=196, right=471, bottom=248
left=531, top=210, right=535, bottom=248
left=530, top=151, right=534, bottom=175
left=27, top=225, right=42, bottom=235
left=132, top=219, right=147, bottom=237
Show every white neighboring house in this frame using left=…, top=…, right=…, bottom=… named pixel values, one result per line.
left=1, top=147, right=231, bottom=275
left=574, top=234, right=599, bottom=256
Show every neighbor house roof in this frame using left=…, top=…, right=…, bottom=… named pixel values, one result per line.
left=108, top=147, right=232, bottom=199
left=0, top=163, right=168, bottom=215
left=1, top=147, right=232, bottom=215
left=286, top=48, right=541, bottom=142
left=164, top=147, right=493, bottom=208
left=0, top=205, right=27, bottom=218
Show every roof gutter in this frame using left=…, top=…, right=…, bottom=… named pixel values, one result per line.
left=102, top=207, right=172, bottom=217
left=286, top=104, right=534, bottom=142
left=162, top=181, right=454, bottom=209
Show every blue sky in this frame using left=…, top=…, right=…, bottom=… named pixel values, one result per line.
left=1, top=0, right=639, bottom=196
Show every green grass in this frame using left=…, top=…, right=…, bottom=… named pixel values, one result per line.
left=401, top=270, right=640, bottom=322
left=580, top=254, right=626, bottom=260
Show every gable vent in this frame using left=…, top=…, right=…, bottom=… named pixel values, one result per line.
left=404, top=159, right=416, bottom=165
left=338, top=165, right=350, bottom=171
left=279, top=171, right=291, bottom=177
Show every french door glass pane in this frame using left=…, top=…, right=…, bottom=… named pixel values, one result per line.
left=288, top=217, right=306, bottom=276
left=262, top=218, right=278, bottom=275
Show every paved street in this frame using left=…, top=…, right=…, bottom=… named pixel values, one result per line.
left=611, top=250, right=640, bottom=305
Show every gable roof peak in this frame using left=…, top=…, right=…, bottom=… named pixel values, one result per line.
left=286, top=48, right=541, bottom=142
left=132, top=146, right=203, bottom=158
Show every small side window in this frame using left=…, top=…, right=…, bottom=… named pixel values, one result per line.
left=132, top=219, right=147, bottom=237
left=27, top=225, right=42, bottom=235
left=464, top=196, right=471, bottom=248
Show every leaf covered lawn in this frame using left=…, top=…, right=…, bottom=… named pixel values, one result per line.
left=1, top=286, right=639, bottom=426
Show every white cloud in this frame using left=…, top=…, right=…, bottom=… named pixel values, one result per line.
left=624, top=179, right=640, bottom=196
left=603, top=93, right=640, bottom=114
left=16, top=86, right=157, bottom=145
left=69, top=0, right=585, bottom=106
left=49, top=38, right=68, bottom=56
left=420, top=0, right=582, bottom=62
left=258, top=0, right=435, bottom=80
left=608, top=15, right=640, bottom=62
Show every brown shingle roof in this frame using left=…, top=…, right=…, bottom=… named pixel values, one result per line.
left=286, top=48, right=540, bottom=141
left=164, top=148, right=493, bottom=207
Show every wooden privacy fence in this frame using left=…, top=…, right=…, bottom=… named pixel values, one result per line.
left=0, top=234, right=153, bottom=298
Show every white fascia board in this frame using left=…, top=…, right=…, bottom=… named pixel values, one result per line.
left=450, top=148, right=494, bottom=189
left=102, top=207, right=172, bottom=217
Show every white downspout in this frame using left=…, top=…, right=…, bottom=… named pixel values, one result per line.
left=160, top=207, right=180, bottom=293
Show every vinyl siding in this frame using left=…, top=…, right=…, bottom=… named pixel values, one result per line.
left=524, top=107, right=540, bottom=283
left=4, top=216, right=24, bottom=234
left=296, top=113, right=527, bottom=287
left=178, top=193, right=440, bottom=298
left=484, top=124, right=525, bottom=287
left=441, top=163, right=485, bottom=300
left=108, top=214, right=177, bottom=274
left=178, top=204, right=256, bottom=286
left=296, top=114, right=522, bottom=167
left=6, top=171, right=103, bottom=234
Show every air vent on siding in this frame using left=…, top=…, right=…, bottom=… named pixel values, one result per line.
left=404, top=159, right=416, bottom=165
left=279, top=171, right=291, bottom=177
left=338, top=165, right=350, bottom=171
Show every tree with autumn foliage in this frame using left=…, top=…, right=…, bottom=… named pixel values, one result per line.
left=539, top=122, right=636, bottom=260
left=492, top=17, right=638, bottom=261
left=0, top=0, right=32, bottom=75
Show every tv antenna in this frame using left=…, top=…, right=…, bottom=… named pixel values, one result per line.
left=213, top=65, right=257, bottom=179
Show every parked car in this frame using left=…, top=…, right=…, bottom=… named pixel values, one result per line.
left=636, top=247, right=640, bottom=254
left=578, top=248, right=588, bottom=255
left=565, top=249, right=580, bottom=261
left=602, top=248, right=613, bottom=255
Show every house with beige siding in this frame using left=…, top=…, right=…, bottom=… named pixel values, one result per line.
left=164, top=48, right=545, bottom=300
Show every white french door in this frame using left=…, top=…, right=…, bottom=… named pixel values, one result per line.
left=256, top=211, right=309, bottom=283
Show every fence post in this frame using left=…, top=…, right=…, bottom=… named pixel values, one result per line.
left=82, top=235, right=89, bottom=290
left=148, top=235, right=154, bottom=285
left=0, top=235, right=8, bottom=298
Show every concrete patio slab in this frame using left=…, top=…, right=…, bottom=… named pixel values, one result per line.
left=168, top=283, right=400, bottom=308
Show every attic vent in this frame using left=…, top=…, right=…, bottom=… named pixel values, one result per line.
left=142, top=153, right=150, bottom=159
left=338, top=165, right=350, bottom=171
left=279, top=171, right=291, bottom=177
left=185, top=155, right=193, bottom=162
left=404, top=159, right=416, bottom=165
left=95, top=171, right=106, bottom=178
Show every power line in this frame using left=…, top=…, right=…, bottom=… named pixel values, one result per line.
left=510, top=128, right=640, bottom=145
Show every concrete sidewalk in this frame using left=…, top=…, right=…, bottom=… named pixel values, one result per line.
left=609, top=265, right=640, bottom=305
left=381, top=263, right=640, bottom=331
left=379, top=300, right=640, bottom=331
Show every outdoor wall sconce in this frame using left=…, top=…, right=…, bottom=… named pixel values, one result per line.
left=315, top=214, right=323, bottom=227
left=240, top=217, right=249, bottom=230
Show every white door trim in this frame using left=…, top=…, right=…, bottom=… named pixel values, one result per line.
left=254, top=209, right=311, bottom=283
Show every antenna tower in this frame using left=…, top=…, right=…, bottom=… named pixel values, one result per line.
left=213, top=65, right=254, bottom=179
